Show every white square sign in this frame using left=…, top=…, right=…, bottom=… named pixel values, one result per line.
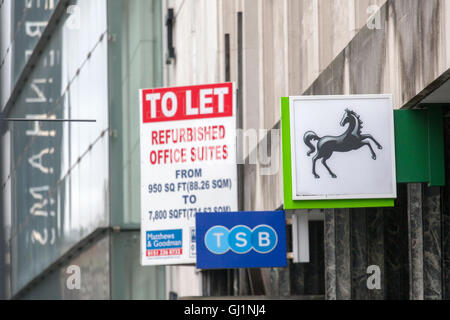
left=290, top=95, right=397, bottom=200
left=139, top=82, right=238, bottom=266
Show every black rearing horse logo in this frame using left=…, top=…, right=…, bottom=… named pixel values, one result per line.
left=304, top=109, right=383, bottom=179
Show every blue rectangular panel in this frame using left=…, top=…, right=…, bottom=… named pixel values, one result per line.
left=146, top=230, right=183, bottom=258
left=196, top=211, right=287, bottom=269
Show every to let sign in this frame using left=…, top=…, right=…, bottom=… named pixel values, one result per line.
left=139, top=83, right=238, bottom=266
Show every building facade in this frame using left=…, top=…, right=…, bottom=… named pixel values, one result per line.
left=1, top=0, right=449, bottom=300
left=0, top=0, right=165, bottom=300
left=162, top=0, right=450, bottom=300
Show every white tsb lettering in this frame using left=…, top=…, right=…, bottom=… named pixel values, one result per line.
left=258, top=232, right=270, bottom=247
left=235, top=232, right=247, bottom=248
left=213, top=233, right=224, bottom=247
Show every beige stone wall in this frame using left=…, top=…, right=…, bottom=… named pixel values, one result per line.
left=217, top=0, right=387, bottom=132
left=165, top=0, right=387, bottom=130
left=164, top=0, right=221, bottom=86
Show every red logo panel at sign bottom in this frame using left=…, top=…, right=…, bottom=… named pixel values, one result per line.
left=146, top=249, right=183, bottom=257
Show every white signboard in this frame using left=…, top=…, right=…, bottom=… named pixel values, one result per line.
left=290, top=95, right=397, bottom=200
left=140, top=83, right=237, bottom=266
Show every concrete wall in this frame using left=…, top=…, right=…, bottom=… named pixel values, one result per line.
left=217, top=0, right=392, bottom=213
left=218, top=0, right=387, bottom=132
left=164, top=0, right=221, bottom=86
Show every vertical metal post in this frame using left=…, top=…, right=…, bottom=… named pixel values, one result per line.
left=225, top=34, right=231, bottom=83
left=237, top=12, right=244, bottom=211
left=224, top=32, right=239, bottom=297
left=236, top=11, right=249, bottom=297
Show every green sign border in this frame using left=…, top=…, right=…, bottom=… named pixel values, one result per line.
left=281, top=97, right=395, bottom=210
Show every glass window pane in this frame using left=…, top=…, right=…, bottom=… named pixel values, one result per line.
left=111, top=231, right=165, bottom=300
left=7, top=0, right=109, bottom=295
left=108, top=0, right=163, bottom=227
left=1, top=0, right=60, bottom=110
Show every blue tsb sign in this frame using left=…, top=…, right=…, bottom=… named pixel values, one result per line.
left=196, top=211, right=287, bottom=269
